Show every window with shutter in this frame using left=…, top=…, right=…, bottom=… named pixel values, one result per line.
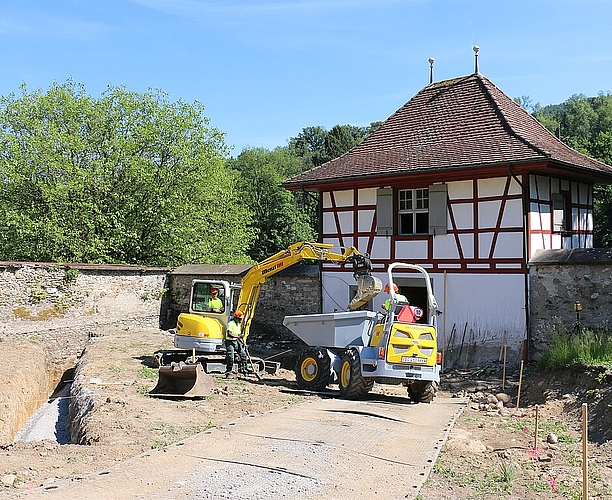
left=398, top=188, right=429, bottom=235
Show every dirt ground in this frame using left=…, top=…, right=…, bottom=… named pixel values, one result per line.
left=1, top=320, right=612, bottom=499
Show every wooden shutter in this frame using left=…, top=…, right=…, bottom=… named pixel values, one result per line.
left=376, top=188, right=393, bottom=236
left=428, top=184, right=447, bottom=235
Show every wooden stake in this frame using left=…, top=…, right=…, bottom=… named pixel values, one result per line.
left=502, top=345, right=507, bottom=391
left=516, top=360, right=524, bottom=410
left=499, top=330, right=506, bottom=362
left=583, top=403, right=588, bottom=500
left=534, top=405, right=539, bottom=452
left=442, top=271, right=447, bottom=373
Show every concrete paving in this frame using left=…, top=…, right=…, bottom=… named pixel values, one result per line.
left=27, top=394, right=466, bottom=500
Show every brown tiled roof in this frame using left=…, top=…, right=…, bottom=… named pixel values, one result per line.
left=284, top=74, right=612, bottom=187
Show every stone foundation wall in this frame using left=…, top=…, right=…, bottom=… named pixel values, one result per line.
left=529, top=249, right=612, bottom=357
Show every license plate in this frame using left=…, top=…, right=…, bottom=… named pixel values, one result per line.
left=401, top=356, right=427, bottom=364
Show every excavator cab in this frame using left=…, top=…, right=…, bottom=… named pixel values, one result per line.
left=173, top=280, right=234, bottom=353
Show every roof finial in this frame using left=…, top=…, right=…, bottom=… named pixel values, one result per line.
left=428, top=57, right=435, bottom=84
left=473, top=46, right=480, bottom=74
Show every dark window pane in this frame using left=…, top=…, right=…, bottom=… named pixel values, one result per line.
left=400, top=213, right=414, bottom=234
left=415, top=212, right=429, bottom=233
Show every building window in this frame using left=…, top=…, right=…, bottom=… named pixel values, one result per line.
left=399, top=188, right=429, bottom=235
left=552, top=192, right=567, bottom=232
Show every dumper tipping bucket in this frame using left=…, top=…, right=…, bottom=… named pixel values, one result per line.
left=349, top=275, right=383, bottom=310
left=149, top=362, right=214, bottom=398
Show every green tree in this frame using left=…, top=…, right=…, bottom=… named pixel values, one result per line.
left=227, top=147, right=316, bottom=262
left=289, top=122, right=381, bottom=169
left=0, top=81, right=254, bottom=266
left=288, top=126, right=328, bottom=167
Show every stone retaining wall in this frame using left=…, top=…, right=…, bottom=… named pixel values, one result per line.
left=0, top=262, right=168, bottom=331
left=529, top=249, right=612, bottom=357
left=0, top=261, right=321, bottom=345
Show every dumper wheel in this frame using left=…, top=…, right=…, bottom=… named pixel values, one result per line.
left=295, top=347, right=330, bottom=391
left=407, top=381, right=438, bottom=403
left=339, top=349, right=373, bottom=400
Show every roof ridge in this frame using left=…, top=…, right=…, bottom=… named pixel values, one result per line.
left=476, top=74, right=551, bottom=159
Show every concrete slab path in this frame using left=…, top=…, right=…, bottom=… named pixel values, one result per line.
left=27, top=394, right=466, bottom=500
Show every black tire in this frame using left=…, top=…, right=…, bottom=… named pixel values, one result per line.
left=407, top=381, right=438, bottom=403
left=294, top=347, right=331, bottom=390
left=338, top=349, right=373, bottom=400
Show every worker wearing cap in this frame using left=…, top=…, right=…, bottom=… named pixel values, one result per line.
left=208, top=287, right=223, bottom=313
left=225, top=310, right=248, bottom=378
left=382, top=283, right=408, bottom=311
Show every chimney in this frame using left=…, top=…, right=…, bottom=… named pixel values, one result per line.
left=473, top=46, right=480, bottom=74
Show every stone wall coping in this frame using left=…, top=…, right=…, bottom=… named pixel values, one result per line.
left=172, top=264, right=251, bottom=276
left=0, top=261, right=169, bottom=273
left=529, top=248, right=612, bottom=265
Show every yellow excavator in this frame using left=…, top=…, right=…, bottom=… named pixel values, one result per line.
left=149, top=242, right=382, bottom=397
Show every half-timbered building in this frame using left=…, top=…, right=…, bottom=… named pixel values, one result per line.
left=284, top=70, right=612, bottom=366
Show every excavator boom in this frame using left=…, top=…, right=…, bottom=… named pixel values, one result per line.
left=236, top=242, right=382, bottom=342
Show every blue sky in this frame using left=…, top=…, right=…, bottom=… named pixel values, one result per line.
left=1, top=0, right=611, bottom=156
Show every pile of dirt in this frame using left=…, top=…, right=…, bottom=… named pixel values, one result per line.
left=1, top=321, right=611, bottom=499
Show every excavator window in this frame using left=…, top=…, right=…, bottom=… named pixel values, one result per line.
left=192, top=283, right=225, bottom=313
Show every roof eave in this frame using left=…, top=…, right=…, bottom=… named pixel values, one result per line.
left=284, top=158, right=555, bottom=191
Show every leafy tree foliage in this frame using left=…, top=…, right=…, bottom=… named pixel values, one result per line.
left=0, top=81, right=254, bottom=266
left=226, top=147, right=316, bottom=262
left=532, top=92, right=612, bottom=247
left=288, top=122, right=381, bottom=168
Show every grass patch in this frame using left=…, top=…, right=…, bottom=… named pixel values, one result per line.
left=507, top=415, right=576, bottom=443
left=138, top=366, right=158, bottom=379
left=538, top=328, right=612, bottom=369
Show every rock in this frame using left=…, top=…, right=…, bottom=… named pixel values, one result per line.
left=496, top=393, right=511, bottom=403
left=547, top=433, right=559, bottom=444
left=2, top=474, right=17, bottom=487
left=446, top=428, right=487, bottom=453
left=487, top=394, right=499, bottom=404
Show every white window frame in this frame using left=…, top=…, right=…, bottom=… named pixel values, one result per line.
left=398, top=188, right=429, bottom=235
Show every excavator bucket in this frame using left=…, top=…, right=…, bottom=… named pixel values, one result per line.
left=349, top=275, right=383, bottom=310
left=149, top=362, right=214, bottom=398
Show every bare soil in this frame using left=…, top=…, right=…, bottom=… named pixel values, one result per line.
left=1, top=321, right=611, bottom=499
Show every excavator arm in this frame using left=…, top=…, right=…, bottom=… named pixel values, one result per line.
left=236, top=242, right=382, bottom=342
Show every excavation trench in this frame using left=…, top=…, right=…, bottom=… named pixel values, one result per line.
left=14, top=369, right=74, bottom=444
left=1, top=341, right=92, bottom=447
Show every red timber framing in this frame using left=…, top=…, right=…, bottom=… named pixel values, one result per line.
left=527, top=174, right=593, bottom=259
left=320, top=173, right=526, bottom=275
